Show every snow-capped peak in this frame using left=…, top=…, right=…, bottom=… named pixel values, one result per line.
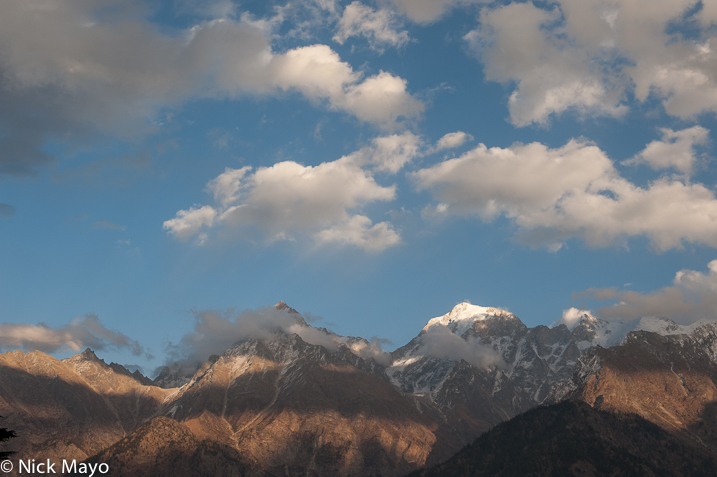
left=423, top=302, right=513, bottom=336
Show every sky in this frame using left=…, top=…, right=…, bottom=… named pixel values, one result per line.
left=2, top=0, right=717, bottom=376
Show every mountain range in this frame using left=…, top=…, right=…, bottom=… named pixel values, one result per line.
left=1, top=301, right=716, bottom=476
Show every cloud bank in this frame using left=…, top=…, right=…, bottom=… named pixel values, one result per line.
left=0, top=0, right=422, bottom=177
left=574, top=259, right=717, bottom=325
left=465, top=0, right=717, bottom=125
left=413, top=133, right=717, bottom=251
left=0, top=315, right=146, bottom=356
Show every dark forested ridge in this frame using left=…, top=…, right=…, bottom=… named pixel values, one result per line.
left=407, top=400, right=717, bottom=477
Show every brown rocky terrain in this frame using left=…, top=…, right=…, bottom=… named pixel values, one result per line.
left=77, top=417, right=251, bottom=477
left=559, top=325, right=717, bottom=453
left=153, top=334, right=466, bottom=476
left=3, top=304, right=717, bottom=476
left=0, top=349, right=174, bottom=475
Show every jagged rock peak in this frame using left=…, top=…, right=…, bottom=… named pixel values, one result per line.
left=423, top=302, right=516, bottom=333
left=71, top=348, right=105, bottom=364
left=274, top=300, right=308, bottom=326
left=275, top=300, right=297, bottom=313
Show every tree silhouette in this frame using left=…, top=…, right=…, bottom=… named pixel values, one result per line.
left=0, top=418, right=16, bottom=459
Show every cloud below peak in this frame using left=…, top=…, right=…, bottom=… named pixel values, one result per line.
left=574, top=259, right=717, bottom=325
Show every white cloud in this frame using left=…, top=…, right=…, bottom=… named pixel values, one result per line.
left=575, top=259, right=717, bottom=325
left=433, top=131, right=473, bottom=152
left=165, top=306, right=391, bottom=370
left=348, top=131, right=422, bottom=173
left=465, top=0, right=717, bottom=125
left=413, top=138, right=717, bottom=251
left=207, top=166, right=252, bottom=207
left=387, top=0, right=482, bottom=23
left=0, top=1, right=422, bottom=176
left=163, top=205, right=217, bottom=242
left=0, top=314, right=146, bottom=356
left=551, top=307, right=593, bottom=330
left=315, top=214, right=401, bottom=251
left=165, top=146, right=406, bottom=251
left=419, top=324, right=505, bottom=368
left=334, top=2, right=410, bottom=51
left=624, top=126, right=709, bottom=174
left=337, top=71, right=424, bottom=128
left=466, top=2, right=626, bottom=126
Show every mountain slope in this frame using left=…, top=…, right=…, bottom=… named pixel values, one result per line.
left=557, top=322, right=717, bottom=452
left=407, top=400, right=716, bottom=477
left=79, top=416, right=250, bottom=477
left=0, top=349, right=173, bottom=467
left=155, top=333, right=461, bottom=476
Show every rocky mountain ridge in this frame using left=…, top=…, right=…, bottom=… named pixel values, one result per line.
left=2, top=301, right=716, bottom=475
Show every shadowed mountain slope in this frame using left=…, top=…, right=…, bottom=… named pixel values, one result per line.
left=407, top=400, right=717, bottom=477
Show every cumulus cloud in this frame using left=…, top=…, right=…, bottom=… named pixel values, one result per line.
left=551, top=307, right=594, bottom=330
left=413, top=138, right=717, bottom=251
left=0, top=0, right=422, bottom=177
left=164, top=151, right=400, bottom=251
left=433, top=131, right=473, bottom=152
left=624, top=126, right=709, bottom=174
left=0, top=314, right=146, bottom=356
left=347, top=131, right=422, bottom=173
left=419, top=325, right=505, bottom=368
left=464, top=0, right=717, bottom=125
left=334, top=2, right=410, bottom=51
left=573, top=260, right=717, bottom=325
left=165, top=136, right=416, bottom=251
left=163, top=205, right=217, bottom=242
left=465, top=2, right=626, bottom=126
left=314, top=214, right=400, bottom=251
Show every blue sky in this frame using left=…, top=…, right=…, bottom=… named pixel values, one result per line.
left=2, top=0, right=717, bottom=375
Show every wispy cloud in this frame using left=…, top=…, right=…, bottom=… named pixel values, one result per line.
left=334, top=2, right=411, bottom=52
left=573, top=259, right=717, bottom=325
left=0, top=314, right=147, bottom=356
left=92, top=220, right=127, bottom=231
left=164, top=306, right=390, bottom=373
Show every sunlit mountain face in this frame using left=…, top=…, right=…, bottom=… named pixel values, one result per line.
left=2, top=302, right=717, bottom=475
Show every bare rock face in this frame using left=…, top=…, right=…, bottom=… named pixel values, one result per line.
left=5, top=302, right=717, bottom=476
left=78, top=417, right=250, bottom=477
left=157, top=334, right=451, bottom=476
left=0, top=348, right=174, bottom=473
left=562, top=323, right=717, bottom=452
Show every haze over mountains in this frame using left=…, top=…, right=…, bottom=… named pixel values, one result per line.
left=1, top=301, right=716, bottom=476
